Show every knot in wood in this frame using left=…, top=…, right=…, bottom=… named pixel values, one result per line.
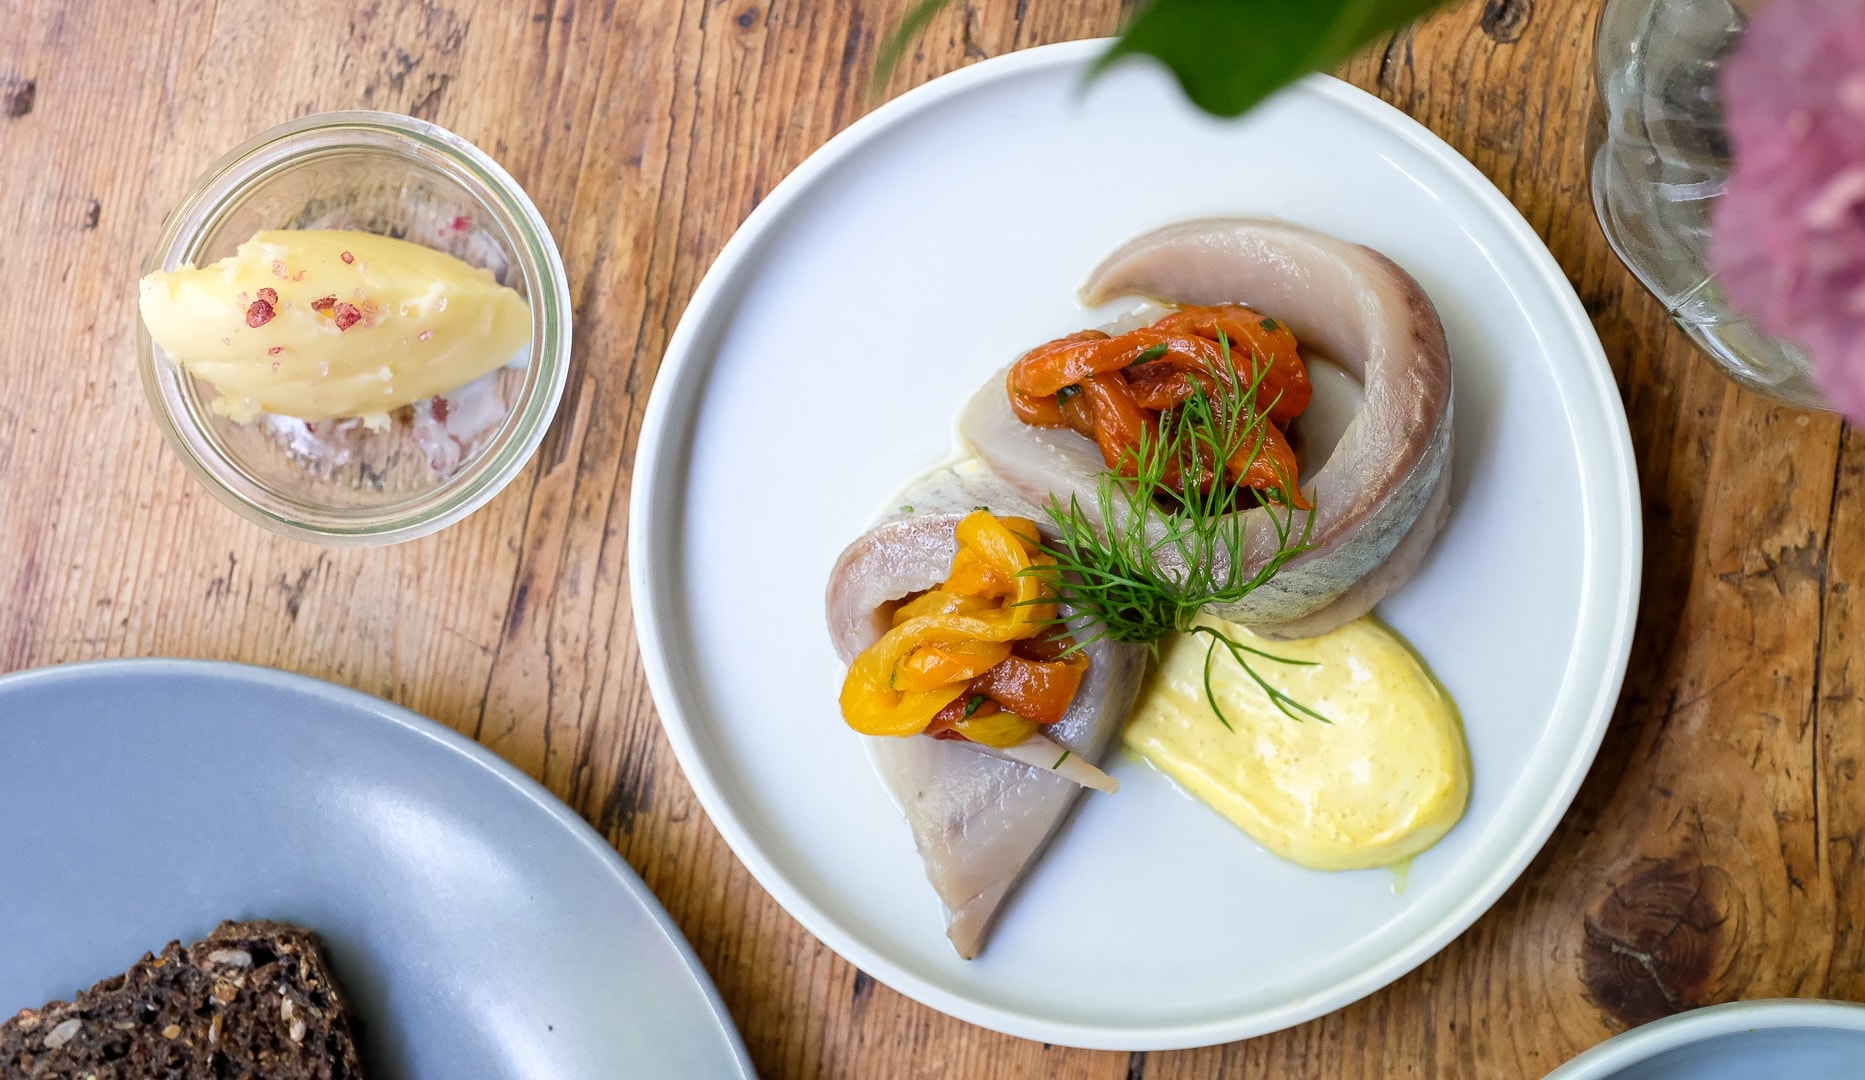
left=1580, top=854, right=1741, bottom=1028
left=1481, top=0, right=1533, bottom=44
left=3, top=77, right=34, bottom=119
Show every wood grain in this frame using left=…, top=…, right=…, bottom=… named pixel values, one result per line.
left=1, top=0, right=1856, bottom=1075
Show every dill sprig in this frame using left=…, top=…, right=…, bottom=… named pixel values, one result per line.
left=1031, top=338, right=1328, bottom=728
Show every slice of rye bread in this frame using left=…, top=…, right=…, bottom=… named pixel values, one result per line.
left=0, top=920, right=367, bottom=1079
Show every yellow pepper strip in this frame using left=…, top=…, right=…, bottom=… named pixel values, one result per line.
left=943, top=550, right=1012, bottom=600
left=841, top=614, right=1015, bottom=735
left=894, top=638, right=1013, bottom=692
left=891, top=589, right=992, bottom=625
left=949, top=709, right=1040, bottom=748
left=839, top=657, right=968, bottom=737
left=952, top=512, right=1056, bottom=631
left=841, top=510, right=1060, bottom=738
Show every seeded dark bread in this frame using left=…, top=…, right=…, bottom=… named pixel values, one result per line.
left=0, top=919, right=367, bottom=1079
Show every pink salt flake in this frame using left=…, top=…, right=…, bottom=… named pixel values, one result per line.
left=411, top=371, right=506, bottom=475
left=333, top=303, right=363, bottom=331
left=245, top=299, right=276, bottom=328
left=271, top=260, right=289, bottom=279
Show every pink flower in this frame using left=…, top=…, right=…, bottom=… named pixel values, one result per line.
left=1712, top=0, right=1865, bottom=416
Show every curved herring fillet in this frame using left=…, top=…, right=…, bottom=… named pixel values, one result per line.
left=958, top=218, right=1453, bottom=638
left=825, top=467, right=1148, bottom=958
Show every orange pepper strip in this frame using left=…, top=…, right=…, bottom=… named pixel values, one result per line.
left=1003, top=305, right=1317, bottom=509
left=1225, top=418, right=1310, bottom=509
left=1152, top=305, right=1312, bottom=423
left=1008, top=339, right=1119, bottom=398
left=1006, top=366, right=1067, bottom=427
left=1011, top=328, right=1221, bottom=398
left=1127, top=333, right=1304, bottom=427
left=1100, top=361, right=1310, bottom=507
left=1080, top=371, right=1154, bottom=476
left=1007, top=331, right=1109, bottom=425
left=1125, top=361, right=1206, bottom=411
left=1013, top=321, right=1307, bottom=432
left=1056, top=390, right=1097, bottom=437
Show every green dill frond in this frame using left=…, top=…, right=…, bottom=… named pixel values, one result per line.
left=1027, top=333, right=1327, bottom=724
left=1034, top=336, right=1313, bottom=645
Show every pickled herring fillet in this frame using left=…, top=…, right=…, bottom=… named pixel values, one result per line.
left=825, top=467, right=1147, bottom=958
left=958, top=218, right=1453, bottom=638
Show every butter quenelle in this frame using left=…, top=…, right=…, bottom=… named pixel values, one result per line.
left=138, top=229, right=530, bottom=426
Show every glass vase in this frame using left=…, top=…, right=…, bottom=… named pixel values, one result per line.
left=1589, top=0, right=1827, bottom=409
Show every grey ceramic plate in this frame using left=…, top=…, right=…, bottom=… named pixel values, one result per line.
left=1544, top=1000, right=1865, bottom=1079
left=0, top=659, right=753, bottom=1079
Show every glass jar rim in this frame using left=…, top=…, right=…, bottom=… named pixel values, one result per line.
left=137, top=110, right=572, bottom=545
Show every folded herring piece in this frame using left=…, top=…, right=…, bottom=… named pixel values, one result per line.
left=959, top=218, right=1454, bottom=639
left=825, top=465, right=1148, bottom=958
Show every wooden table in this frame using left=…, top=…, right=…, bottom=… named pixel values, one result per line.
left=3, top=0, right=1851, bottom=1074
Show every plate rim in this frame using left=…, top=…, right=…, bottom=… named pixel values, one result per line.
left=1542, top=999, right=1865, bottom=1078
left=0, top=656, right=756, bottom=1079
left=629, top=37, right=1642, bottom=1050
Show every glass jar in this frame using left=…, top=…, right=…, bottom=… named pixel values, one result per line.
left=138, top=111, right=572, bottom=544
left=1589, top=0, right=1825, bottom=409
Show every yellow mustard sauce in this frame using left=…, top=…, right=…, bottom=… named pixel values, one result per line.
left=1124, top=613, right=1469, bottom=871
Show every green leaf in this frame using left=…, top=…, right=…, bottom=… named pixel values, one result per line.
left=871, top=0, right=956, bottom=99
left=1089, top=0, right=1449, bottom=119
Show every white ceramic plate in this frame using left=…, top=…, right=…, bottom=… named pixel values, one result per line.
left=1543, top=1001, right=1865, bottom=1078
left=629, top=40, right=1639, bottom=1050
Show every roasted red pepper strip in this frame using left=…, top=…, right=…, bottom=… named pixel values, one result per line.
left=1010, top=328, right=1224, bottom=398
left=1226, top=419, right=1310, bottom=510
left=1003, top=305, right=1315, bottom=508
left=1125, top=361, right=1206, bottom=411
left=969, top=653, right=1088, bottom=724
left=1151, top=304, right=1311, bottom=423
left=1080, top=371, right=1153, bottom=475
left=1007, top=330, right=1109, bottom=425
left=1006, top=365, right=1068, bottom=427
left=923, top=649, right=1088, bottom=743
